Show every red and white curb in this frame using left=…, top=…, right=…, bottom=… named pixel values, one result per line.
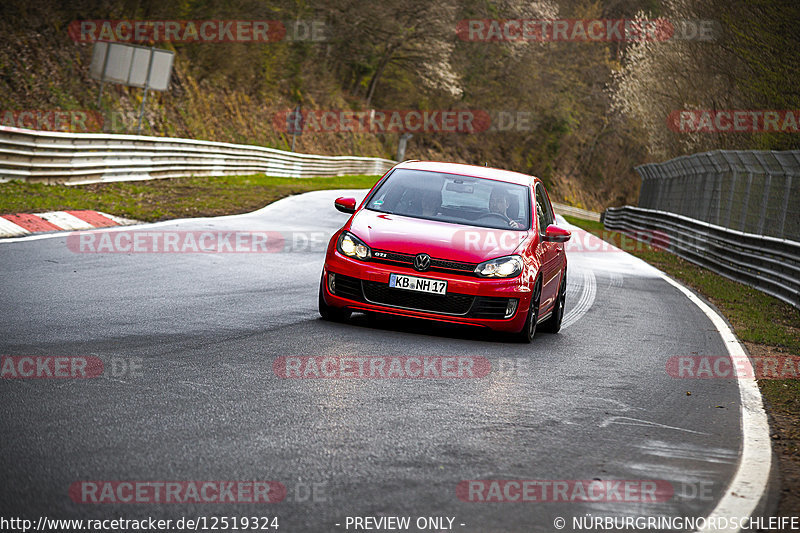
left=0, top=211, right=138, bottom=238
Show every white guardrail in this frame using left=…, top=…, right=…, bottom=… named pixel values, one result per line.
left=551, top=203, right=601, bottom=222
left=0, top=126, right=396, bottom=184
left=603, top=205, right=800, bottom=310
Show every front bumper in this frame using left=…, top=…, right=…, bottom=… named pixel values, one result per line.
left=322, top=251, right=533, bottom=333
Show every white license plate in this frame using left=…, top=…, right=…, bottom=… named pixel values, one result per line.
left=389, top=273, right=447, bottom=295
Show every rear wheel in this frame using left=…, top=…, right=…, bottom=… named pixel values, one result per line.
left=514, top=279, right=541, bottom=343
left=540, top=269, right=566, bottom=333
left=318, top=275, right=351, bottom=322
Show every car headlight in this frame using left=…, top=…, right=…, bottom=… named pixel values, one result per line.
left=337, top=231, right=372, bottom=260
left=475, top=255, right=523, bottom=278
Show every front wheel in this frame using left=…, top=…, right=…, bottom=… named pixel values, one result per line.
left=318, top=275, right=351, bottom=322
left=540, top=270, right=566, bottom=333
left=514, top=279, right=541, bottom=343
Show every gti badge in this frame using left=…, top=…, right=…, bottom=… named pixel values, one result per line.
left=414, top=253, right=431, bottom=272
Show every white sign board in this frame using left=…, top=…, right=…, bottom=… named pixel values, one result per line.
left=90, top=42, right=173, bottom=91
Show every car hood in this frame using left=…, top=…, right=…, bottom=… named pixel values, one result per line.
left=349, top=209, right=530, bottom=263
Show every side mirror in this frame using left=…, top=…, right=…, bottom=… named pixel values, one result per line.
left=543, top=224, right=571, bottom=243
left=334, top=197, right=357, bottom=214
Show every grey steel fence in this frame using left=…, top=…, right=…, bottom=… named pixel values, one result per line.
left=636, top=150, right=800, bottom=242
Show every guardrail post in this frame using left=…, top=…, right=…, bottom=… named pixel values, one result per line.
left=700, top=159, right=711, bottom=223
left=710, top=153, right=724, bottom=225
left=740, top=172, right=753, bottom=232
left=779, top=175, right=792, bottom=239
left=758, top=172, right=772, bottom=236
left=724, top=168, right=738, bottom=228
left=683, top=173, right=692, bottom=217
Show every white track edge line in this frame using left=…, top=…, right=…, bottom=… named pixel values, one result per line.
left=657, top=273, right=772, bottom=533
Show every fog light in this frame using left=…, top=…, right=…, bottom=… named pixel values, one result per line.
left=327, top=272, right=336, bottom=294
left=505, top=298, right=519, bottom=318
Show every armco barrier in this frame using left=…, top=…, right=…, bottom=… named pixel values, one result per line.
left=0, top=126, right=396, bottom=184
left=603, top=206, right=800, bottom=309
left=552, top=202, right=600, bottom=222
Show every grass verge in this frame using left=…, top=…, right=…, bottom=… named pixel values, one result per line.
left=563, top=214, right=800, bottom=515
left=0, top=174, right=383, bottom=222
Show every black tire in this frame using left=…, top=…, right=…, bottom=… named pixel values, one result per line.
left=514, top=279, right=541, bottom=343
left=540, top=269, right=566, bottom=334
left=318, top=276, right=351, bottom=322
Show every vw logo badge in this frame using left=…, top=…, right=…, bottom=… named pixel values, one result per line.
left=414, top=253, right=431, bottom=272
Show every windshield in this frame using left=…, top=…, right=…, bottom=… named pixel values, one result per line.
left=366, top=169, right=531, bottom=230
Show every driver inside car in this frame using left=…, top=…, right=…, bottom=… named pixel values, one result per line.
left=420, top=188, right=442, bottom=217
left=488, top=187, right=520, bottom=228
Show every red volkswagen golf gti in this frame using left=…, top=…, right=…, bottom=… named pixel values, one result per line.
left=319, top=161, right=571, bottom=342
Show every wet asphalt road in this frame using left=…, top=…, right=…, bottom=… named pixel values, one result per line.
left=0, top=190, right=745, bottom=532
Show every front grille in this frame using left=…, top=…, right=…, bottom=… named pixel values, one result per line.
left=431, top=258, right=476, bottom=272
left=372, top=249, right=477, bottom=275
left=362, top=280, right=474, bottom=315
left=375, top=251, right=414, bottom=264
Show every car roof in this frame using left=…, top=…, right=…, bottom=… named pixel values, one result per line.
left=395, top=160, right=537, bottom=187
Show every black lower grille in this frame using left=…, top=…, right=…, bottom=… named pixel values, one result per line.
left=362, top=280, right=474, bottom=315
left=471, top=296, right=513, bottom=319
left=332, top=274, right=363, bottom=301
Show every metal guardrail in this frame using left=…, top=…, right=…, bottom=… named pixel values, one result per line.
left=551, top=203, right=601, bottom=222
left=0, top=126, right=396, bottom=184
left=603, top=206, right=800, bottom=309
left=636, top=150, right=800, bottom=242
